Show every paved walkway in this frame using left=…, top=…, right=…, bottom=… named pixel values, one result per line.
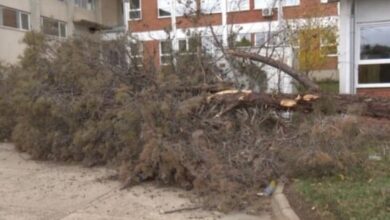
left=0, top=143, right=271, bottom=220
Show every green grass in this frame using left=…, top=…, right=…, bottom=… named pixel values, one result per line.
left=317, top=80, right=339, bottom=94
left=294, top=161, right=390, bottom=220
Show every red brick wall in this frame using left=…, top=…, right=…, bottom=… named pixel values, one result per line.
left=129, top=0, right=338, bottom=33
left=131, top=0, right=338, bottom=68
left=357, top=88, right=390, bottom=97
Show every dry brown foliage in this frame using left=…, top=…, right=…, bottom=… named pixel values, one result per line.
left=1, top=32, right=389, bottom=213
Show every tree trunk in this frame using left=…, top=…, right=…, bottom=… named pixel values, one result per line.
left=207, top=90, right=390, bottom=120
left=227, top=50, right=321, bottom=92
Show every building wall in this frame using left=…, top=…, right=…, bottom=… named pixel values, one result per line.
left=0, top=28, right=27, bottom=63
left=101, top=0, right=123, bottom=27
left=339, top=0, right=390, bottom=96
left=357, top=88, right=390, bottom=97
left=129, top=0, right=338, bottom=69
left=0, top=0, right=123, bottom=64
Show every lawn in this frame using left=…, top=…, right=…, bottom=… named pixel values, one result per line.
left=292, top=160, right=390, bottom=220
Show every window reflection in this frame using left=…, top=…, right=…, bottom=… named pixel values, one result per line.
left=361, top=25, right=390, bottom=60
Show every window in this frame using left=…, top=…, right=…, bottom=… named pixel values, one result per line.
left=320, top=31, right=337, bottom=56
left=42, top=17, right=66, bottom=37
left=283, top=0, right=300, bottom=7
left=255, top=32, right=280, bottom=47
left=176, top=0, right=197, bottom=16
left=0, top=7, right=30, bottom=30
left=158, top=0, right=172, bottom=17
left=129, top=0, right=141, bottom=20
left=158, top=0, right=197, bottom=18
left=130, top=42, right=143, bottom=67
left=358, top=23, right=390, bottom=85
left=160, top=41, right=172, bottom=65
left=227, top=0, right=250, bottom=12
left=255, top=0, right=300, bottom=9
left=74, top=0, right=96, bottom=10
left=178, top=38, right=198, bottom=54
left=201, top=35, right=223, bottom=56
left=230, top=33, right=252, bottom=48
left=201, top=0, right=222, bottom=14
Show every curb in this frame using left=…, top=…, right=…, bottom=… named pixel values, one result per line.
left=271, top=184, right=300, bottom=220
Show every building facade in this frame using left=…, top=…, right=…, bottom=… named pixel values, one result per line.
left=126, top=0, right=339, bottom=80
left=339, top=0, right=390, bottom=96
left=0, top=0, right=124, bottom=63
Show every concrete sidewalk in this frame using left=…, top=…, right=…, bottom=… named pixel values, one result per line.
left=0, top=143, right=271, bottom=220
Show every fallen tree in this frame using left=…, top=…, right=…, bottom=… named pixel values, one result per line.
left=1, top=33, right=389, bottom=214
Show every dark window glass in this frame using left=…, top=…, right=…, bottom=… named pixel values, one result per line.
left=159, top=9, right=171, bottom=17
left=361, top=25, right=390, bottom=60
left=130, top=0, right=140, bottom=9
left=129, top=11, right=141, bottom=19
left=21, top=13, right=29, bottom=30
left=160, top=41, right=172, bottom=54
left=42, top=17, right=59, bottom=36
left=358, top=64, right=390, bottom=84
left=59, top=22, right=66, bottom=37
left=179, top=40, right=187, bottom=53
left=2, top=8, right=18, bottom=28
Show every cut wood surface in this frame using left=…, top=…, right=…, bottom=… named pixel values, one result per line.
left=206, top=90, right=390, bottom=120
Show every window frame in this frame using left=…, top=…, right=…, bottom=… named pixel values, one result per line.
left=254, top=31, right=281, bottom=48
left=74, top=0, right=96, bottom=11
left=227, top=0, right=250, bottom=12
left=320, top=31, right=338, bottom=57
left=41, top=17, right=67, bottom=38
left=157, top=0, right=172, bottom=18
left=157, top=0, right=197, bottom=19
left=129, top=0, right=142, bottom=20
left=200, top=0, right=222, bottom=14
left=254, top=0, right=300, bottom=9
left=159, top=40, right=173, bottom=66
left=0, top=6, right=30, bottom=31
left=130, top=42, right=144, bottom=67
left=356, top=21, right=390, bottom=88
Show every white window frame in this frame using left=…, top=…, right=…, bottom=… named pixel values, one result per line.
left=356, top=21, right=390, bottom=88
left=320, top=33, right=337, bottom=57
left=130, top=42, right=144, bottom=67
left=160, top=40, right=173, bottom=66
left=129, top=0, right=142, bottom=20
left=157, top=0, right=197, bottom=19
left=254, top=31, right=281, bottom=47
left=227, top=0, right=250, bottom=12
left=0, top=6, right=31, bottom=31
left=254, top=0, right=300, bottom=9
left=200, top=0, right=222, bottom=14
left=157, top=0, right=172, bottom=18
left=41, top=17, right=67, bottom=38
left=232, top=33, right=252, bottom=48
left=178, top=38, right=199, bottom=55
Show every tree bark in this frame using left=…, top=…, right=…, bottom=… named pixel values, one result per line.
left=207, top=90, right=390, bottom=120
left=227, top=50, right=321, bottom=92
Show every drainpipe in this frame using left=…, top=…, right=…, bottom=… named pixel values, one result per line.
left=123, top=0, right=130, bottom=32
left=171, top=0, right=178, bottom=51
left=277, top=0, right=284, bottom=28
left=222, top=0, right=228, bottom=47
left=350, top=0, right=356, bottom=94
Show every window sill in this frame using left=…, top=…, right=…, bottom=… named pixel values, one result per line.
left=129, top=18, right=142, bottom=21
left=0, top=25, right=30, bottom=33
left=254, top=5, right=300, bottom=10
left=357, top=83, right=390, bottom=88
